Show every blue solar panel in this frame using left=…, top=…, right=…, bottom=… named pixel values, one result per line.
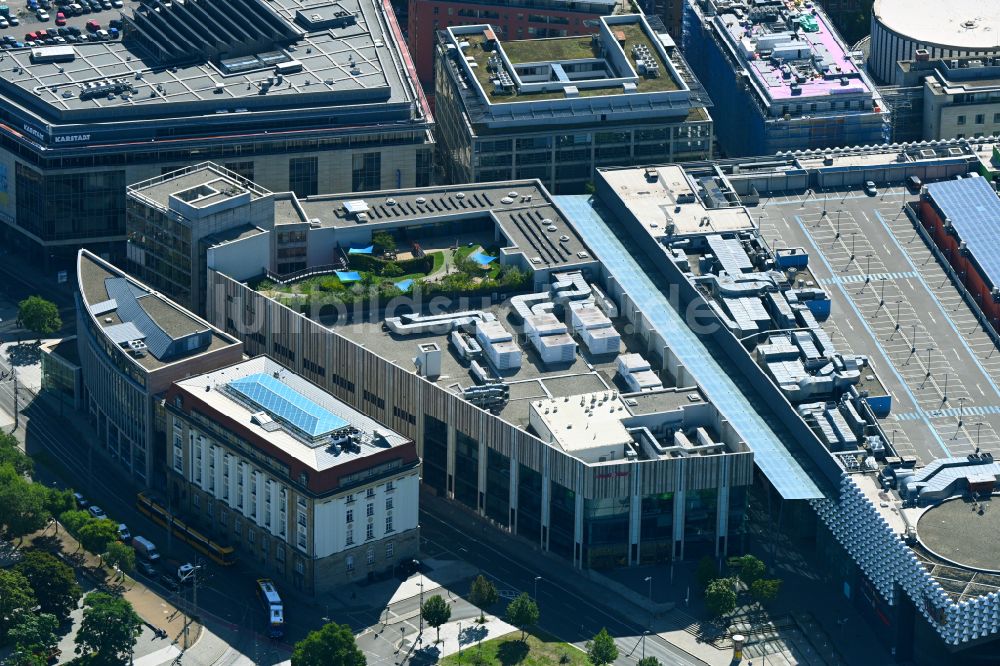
left=229, top=373, right=349, bottom=438
left=926, top=177, right=1000, bottom=289
left=555, top=195, right=824, bottom=501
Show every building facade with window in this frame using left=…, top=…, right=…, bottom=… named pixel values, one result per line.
left=0, top=0, right=433, bottom=272
left=164, top=356, right=421, bottom=595
left=683, top=0, right=886, bottom=157
left=75, top=250, right=244, bottom=486
left=434, top=16, right=713, bottom=193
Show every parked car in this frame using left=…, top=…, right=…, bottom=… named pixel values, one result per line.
left=72, top=492, right=89, bottom=509
left=54, top=11, right=64, bottom=24
left=117, top=523, right=131, bottom=541
left=85, top=18, right=97, bottom=31
left=36, top=10, right=49, bottom=20
left=864, top=180, right=877, bottom=196
left=87, top=505, right=106, bottom=520
left=136, top=560, right=157, bottom=577
left=131, top=535, right=160, bottom=561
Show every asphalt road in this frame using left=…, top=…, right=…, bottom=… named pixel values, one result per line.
left=416, top=510, right=707, bottom=666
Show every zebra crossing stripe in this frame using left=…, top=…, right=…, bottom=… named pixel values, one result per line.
left=893, top=405, right=1000, bottom=421
left=816, top=272, right=917, bottom=286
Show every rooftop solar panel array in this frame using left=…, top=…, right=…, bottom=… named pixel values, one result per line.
left=925, top=176, right=1000, bottom=290
left=228, top=372, right=349, bottom=439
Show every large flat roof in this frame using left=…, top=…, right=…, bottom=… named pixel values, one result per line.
left=874, top=0, right=1000, bottom=50
left=1, top=0, right=426, bottom=143
left=706, top=0, right=871, bottom=105
left=174, top=356, right=409, bottom=472
left=556, top=194, right=824, bottom=500
left=925, top=176, right=1000, bottom=291
left=298, top=181, right=596, bottom=270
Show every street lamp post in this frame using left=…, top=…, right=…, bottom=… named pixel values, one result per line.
left=534, top=576, right=541, bottom=601
left=642, top=630, right=649, bottom=660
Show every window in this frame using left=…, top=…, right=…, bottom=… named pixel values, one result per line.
left=366, top=488, right=376, bottom=499
left=289, top=157, right=318, bottom=197
left=346, top=528, right=354, bottom=545
left=352, top=152, right=381, bottom=192
left=976, top=114, right=986, bottom=124
left=366, top=547, right=375, bottom=565
left=173, top=436, right=183, bottom=473
left=295, top=559, right=304, bottom=574
left=366, top=523, right=375, bottom=540
left=386, top=481, right=395, bottom=493
left=346, top=555, right=355, bottom=572
left=193, top=494, right=200, bottom=508
left=385, top=542, right=394, bottom=559
left=366, top=503, right=374, bottom=518
left=346, top=509, right=354, bottom=524
left=386, top=515, right=394, bottom=533
left=234, top=519, right=242, bottom=538
left=994, top=112, right=1000, bottom=123
left=224, top=161, right=254, bottom=182
left=276, top=547, right=285, bottom=562
left=416, top=150, right=432, bottom=188
left=346, top=494, right=355, bottom=504
left=248, top=528, right=255, bottom=545
left=386, top=497, right=393, bottom=511
left=957, top=115, right=967, bottom=125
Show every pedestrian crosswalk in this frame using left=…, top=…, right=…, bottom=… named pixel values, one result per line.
left=892, top=405, right=1000, bottom=421
left=817, top=271, right=917, bottom=286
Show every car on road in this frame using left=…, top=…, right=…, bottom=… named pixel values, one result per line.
left=136, top=560, right=157, bottom=577
left=117, top=523, right=130, bottom=541
left=864, top=180, right=877, bottom=196
left=73, top=492, right=89, bottom=509
left=87, top=505, right=106, bottom=520
left=177, top=563, right=195, bottom=582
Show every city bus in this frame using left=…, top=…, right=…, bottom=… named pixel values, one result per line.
left=256, top=578, right=285, bottom=639
left=135, top=492, right=237, bottom=566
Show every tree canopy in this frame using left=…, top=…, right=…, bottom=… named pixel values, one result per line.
left=0, top=568, right=35, bottom=639
left=8, top=612, right=59, bottom=656
left=704, top=578, right=738, bottom=618
left=17, top=296, right=61, bottom=340
left=15, top=551, right=81, bottom=620
left=504, top=593, right=539, bottom=641
left=74, top=592, right=143, bottom=665
left=77, top=519, right=119, bottom=560
left=0, top=432, right=31, bottom=476
left=728, top=554, right=765, bottom=586
left=104, top=541, right=136, bottom=577
left=750, top=578, right=782, bottom=605
left=291, top=622, right=366, bottom=666
left=585, top=628, right=618, bottom=666
left=469, top=575, right=498, bottom=623
left=420, top=594, right=451, bottom=642
left=0, top=464, right=51, bottom=542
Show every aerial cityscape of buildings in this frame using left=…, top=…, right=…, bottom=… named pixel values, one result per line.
left=8, top=0, right=1000, bottom=663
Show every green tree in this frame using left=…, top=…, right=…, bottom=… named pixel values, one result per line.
left=291, top=622, right=365, bottom=666
left=77, top=518, right=119, bottom=560
left=0, top=568, right=35, bottom=639
left=17, top=296, right=61, bottom=342
left=15, top=551, right=82, bottom=620
left=695, top=555, right=717, bottom=589
left=103, top=541, right=136, bottom=578
left=0, top=432, right=31, bottom=476
left=728, top=554, right=766, bottom=587
left=469, top=575, right=498, bottom=623
left=420, top=594, right=451, bottom=643
left=704, top=578, right=738, bottom=618
left=381, top=261, right=404, bottom=278
left=585, top=628, right=618, bottom=666
left=59, top=510, right=91, bottom=550
left=372, top=231, right=396, bottom=255
left=74, top=592, right=142, bottom=664
left=2, top=651, right=46, bottom=666
left=504, top=592, right=539, bottom=641
left=0, top=465, right=51, bottom=543
left=750, top=578, right=782, bottom=605
left=8, top=612, right=59, bottom=657
left=44, top=488, right=75, bottom=521
left=637, top=657, right=661, bottom=666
